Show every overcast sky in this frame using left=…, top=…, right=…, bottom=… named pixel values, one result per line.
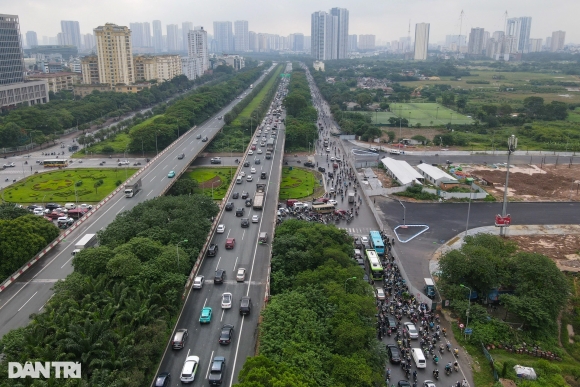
left=8, top=0, right=577, bottom=44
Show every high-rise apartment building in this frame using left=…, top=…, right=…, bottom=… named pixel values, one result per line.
left=413, top=23, right=430, bottom=60
left=329, top=7, right=349, bottom=59
left=26, top=31, right=38, bottom=47
left=0, top=14, right=49, bottom=110
left=182, top=22, right=193, bottom=51
left=445, top=35, right=466, bottom=49
left=545, top=37, right=552, bottom=51
left=303, top=36, right=311, bottom=51
left=152, top=20, right=163, bottom=52
left=94, top=23, right=134, bottom=85
left=60, top=20, right=82, bottom=48
left=248, top=31, right=257, bottom=51
left=467, top=28, right=485, bottom=55
left=81, top=55, right=99, bottom=84
left=551, top=31, right=566, bottom=52
left=134, top=55, right=182, bottom=83
left=83, top=33, right=95, bottom=51
left=213, top=21, right=233, bottom=53
left=486, top=31, right=505, bottom=58
left=130, top=22, right=145, bottom=48
left=348, top=34, right=357, bottom=52
left=359, top=35, right=376, bottom=51
left=506, top=17, right=532, bottom=53
left=188, top=27, right=209, bottom=74
left=293, top=33, right=304, bottom=51
left=528, top=38, right=543, bottom=53
left=142, top=22, right=151, bottom=47
left=166, top=24, right=179, bottom=51
left=234, top=20, right=249, bottom=52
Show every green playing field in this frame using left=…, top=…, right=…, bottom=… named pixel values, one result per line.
left=371, top=103, right=474, bottom=126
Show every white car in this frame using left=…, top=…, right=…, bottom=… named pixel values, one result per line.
left=361, top=236, right=369, bottom=244
left=118, top=160, right=130, bottom=166
left=192, top=275, right=205, bottom=289
left=236, top=268, right=246, bottom=282
left=375, top=288, right=386, bottom=300
left=328, top=199, right=338, bottom=206
left=33, top=208, right=44, bottom=216
left=248, top=150, right=254, bottom=155
left=326, top=147, right=331, bottom=153
left=239, top=171, right=245, bottom=177
left=180, top=356, right=199, bottom=383
left=80, top=203, right=93, bottom=210
left=252, top=215, right=259, bottom=223
left=250, top=167, right=256, bottom=174
left=221, top=292, right=232, bottom=309
left=246, top=175, right=253, bottom=182
left=216, top=224, right=225, bottom=234
left=257, top=149, right=262, bottom=154
left=404, top=322, right=419, bottom=339
left=330, top=156, right=335, bottom=161
left=335, top=156, right=342, bottom=162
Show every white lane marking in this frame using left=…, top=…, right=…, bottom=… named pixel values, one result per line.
left=203, top=298, right=208, bottom=309
left=205, top=350, right=215, bottom=379
left=150, top=177, right=156, bottom=182
left=220, top=309, right=225, bottom=322
left=18, top=292, right=37, bottom=312
left=163, top=165, right=168, bottom=169
left=60, top=255, right=74, bottom=269
left=116, top=205, right=125, bottom=215
left=39, top=294, right=54, bottom=311
left=226, top=229, right=231, bottom=238
left=241, top=229, right=245, bottom=240
left=215, top=257, right=222, bottom=271
left=233, top=256, right=238, bottom=269
left=146, top=191, right=153, bottom=197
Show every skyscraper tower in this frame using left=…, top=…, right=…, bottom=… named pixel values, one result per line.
left=234, top=20, right=249, bottom=52
left=0, top=14, right=25, bottom=85
left=213, top=21, right=233, bottom=53
left=311, top=11, right=333, bottom=60
left=152, top=20, right=163, bottom=52
left=60, top=20, right=82, bottom=48
left=166, top=24, right=179, bottom=51
left=182, top=22, right=193, bottom=51
left=329, top=7, right=349, bottom=59
left=413, top=23, right=430, bottom=60
left=94, top=23, right=134, bottom=85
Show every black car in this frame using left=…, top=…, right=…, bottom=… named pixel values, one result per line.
left=236, top=208, right=244, bottom=217
left=304, top=161, right=315, bottom=167
left=387, top=315, right=397, bottom=330
left=225, top=202, right=234, bottom=211
left=214, top=269, right=225, bottom=284
left=232, top=192, right=239, bottom=199
left=177, top=153, right=185, bottom=160
left=241, top=191, right=249, bottom=199
left=207, top=244, right=218, bottom=257
left=239, top=296, right=251, bottom=315
left=328, top=172, right=334, bottom=178
left=355, top=257, right=365, bottom=268
left=241, top=218, right=249, bottom=228
left=245, top=198, right=252, bottom=207
left=208, top=356, right=226, bottom=385
left=202, top=137, right=208, bottom=142
left=154, top=372, right=171, bottom=387
left=397, top=381, right=411, bottom=387
left=260, top=172, right=267, bottom=179
left=254, top=158, right=261, bottom=164
left=219, top=324, right=234, bottom=345
left=45, top=203, right=60, bottom=211
left=318, top=166, right=326, bottom=172
left=387, top=344, right=401, bottom=364
left=243, top=161, right=250, bottom=167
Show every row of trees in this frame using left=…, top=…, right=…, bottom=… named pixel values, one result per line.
left=236, top=220, right=385, bottom=387
left=0, top=195, right=219, bottom=386
left=283, top=66, right=318, bottom=150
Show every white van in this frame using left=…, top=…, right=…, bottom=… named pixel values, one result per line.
left=236, top=176, right=242, bottom=184
left=411, top=348, right=426, bottom=368
left=64, top=203, right=76, bottom=210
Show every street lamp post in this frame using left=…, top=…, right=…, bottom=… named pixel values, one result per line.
left=398, top=199, right=407, bottom=228
left=460, top=284, right=472, bottom=337
left=500, top=135, right=517, bottom=237
left=344, top=276, right=356, bottom=292
left=465, top=179, right=473, bottom=237
left=176, top=239, right=188, bottom=269
left=155, top=131, right=159, bottom=155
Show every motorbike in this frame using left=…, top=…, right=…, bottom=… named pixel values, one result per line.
left=432, top=370, right=439, bottom=380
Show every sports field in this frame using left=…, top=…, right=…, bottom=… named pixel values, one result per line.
left=371, top=103, right=473, bottom=126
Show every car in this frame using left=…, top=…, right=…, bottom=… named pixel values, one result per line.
left=79, top=203, right=92, bottom=210
left=252, top=140, right=258, bottom=145
left=328, top=199, right=337, bottom=206
left=250, top=167, right=256, bottom=174
left=252, top=215, right=259, bottom=223
left=225, top=238, right=235, bottom=249
left=241, top=191, right=249, bottom=199
left=193, top=275, right=205, bottom=289
left=196, top=134, right=202, bottom=139
left=211, top=157, right=222, bottom=164
left=260, top=172, right=267, bottom=179
left=397, top=381, right=411, bottom=387
left=232, top=192, right=239, bottom=199
left=216, top=224, right=226, bottom=234
left=326, top=147, right=330, bottom=152
left=236, top=207, right=244, bottom=217
left=355, top=257, right=365, bottom=268
left=376, top=288, right=386, bottom=300
left=245, top=198, right=253, bottom=207
left=239, top=296, right=251, bottom=315
left=154, top=371, right=171, bottom=387
left=3, top=162, right=15, bottom=168
left=304, top=161, right=315, bottom=167
left=172, top=329, right=188, bottom=349
left=254, top=158, right=261, bottom=164
left=208, top=356, right=226, bottom=385
left=248, top=150, right=254, bottom=155
left=218, top=116, right=223, bottom=120
left=246, top=175, right=253, bottom=182
left=45, top=203, right=60, bottom=211
left=221, top=292, right=232, bottom=309
left=330, top=156, right=335, bottom=161
left=239, top=171, right=245, bottom=177
left=207, top=243, right=218, bottom=257
left=218, top=324, right=234, bottom=345
left=168, top=171, right=176, bottom=178
left=202, top=137, right=208, bottom=142
left=214, top=268, right=225, bottom=284
left=318, top=166, right=326, bottom=172
left=360, top=236, right=369, bottom=245
left=335, top=156, right=342, bottom=162
left=180, top=355, right=199, bottom=383
left=423, top=381, right=436, bottom=387
left=241, top=218, right=249, bottom=228
left=236, top=268, right=246, bottom=282
left=404, top=322, right=419, bottom=339
left=257, top=149, right=262, bottom=154
left=387, top=315, right=397, bottom=330
left=199, top=307, right=213, bottom=323
left=387, top=344, right=401, bottom=364
left=225, top=202, right=234, bottom=211
left=243, top=161, right=250, bottom=167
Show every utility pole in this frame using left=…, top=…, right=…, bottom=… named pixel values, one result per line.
left=500, top=135, right=517, bottom=237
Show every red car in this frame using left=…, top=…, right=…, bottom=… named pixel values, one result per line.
left=315, top=197, right=329, bottom=203
left=46, top=211, right=65, bottom=219
left=225, top=238, right=235, bottom=249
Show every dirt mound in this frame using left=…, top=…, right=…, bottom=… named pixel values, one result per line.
left=509, top=234, right=580, bottom=272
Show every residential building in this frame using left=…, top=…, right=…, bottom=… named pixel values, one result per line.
left=213, top=21, right=233, bottom=53
left=413, top=23, right=430, bottom=60
left=182, top=22, right=193, bottom=51
left=234, top=20, right=249, bottom=52
left=69, top=59, right=81, bottom=73
left=348, top=34, right=357, bottom=52
left=73, top=82, right=151, bottom=97
left=142, top=22, right=151, bottom=48
left=188, top=27, right=209, bottom=73
left=329, top=7, right=349, bottom=59
left=551, top=31, right=566, bottom=52
left=467, top=27, right=485, bottom=55
left=0, top=14, right=49, bottom=110
left=26, top=31, right=38, bottom=47
left=94, top=23, right=134, bottom=85
left=293, top=33, right=304, bottom=51
left=83, top=33, right=95, bottom=51
left=60, top=20, right=82, bottom=49
left=545, top=37, right=552, bottom=51
left=506, top=17, right=532, bottom=53
left=166, top=24, right=179, bottom=51
left=80, top=55, right=99, bottom=84
left=213, top=54, right=245, bottom=70
left=130, top=22, right=145, bottom=47
left=311, top=11, right=333, bottom=60
left=27, top=72, right=81, bottom=93
left=486, top=31, right=505, bottom=58
left=529, top=38, right=543, bottom=53
left=303, top=35, right=311, bottom=51
left=445, top=35, right=466, bottom=50
left=133, top=55, right=182, bottom=83
left=152, top=20, right=163, bottom=52
left=248, top=31, right=257, bottom=51
left=359, top=35, right=376, bottom=51
left=181, top=56, right=201, bottom=80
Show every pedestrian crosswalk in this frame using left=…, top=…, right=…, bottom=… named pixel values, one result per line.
left=340, top=227, right=372, bottom=235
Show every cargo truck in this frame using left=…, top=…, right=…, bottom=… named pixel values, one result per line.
left=71, top=233, right=97, bottom=255
left=348, top=192, right=355, bottom=203
left=124, top=178, right=142, bottom=198
left=253, top=184, right=266, bottom=210
left=266, top=138, right=275, bottom=152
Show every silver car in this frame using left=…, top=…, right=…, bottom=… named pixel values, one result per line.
left=404, top=322, right=419, bottom=339
left=192, top=275, right=204, bottom=289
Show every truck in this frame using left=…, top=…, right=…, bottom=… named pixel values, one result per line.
left=71, top=233, right=97, bottom=255
left=348, top=192, right=355, bottom=203
left=253, top=184, right=266, bottom=210
left=265, top=151, right=272, bottom=160
left=266, top=138, right=275, bottom=152
left=250, top=84, right=253, bottom=89
left=68, top=145, right=79, bottom=152
left=124, top=178, right=142, bottom=198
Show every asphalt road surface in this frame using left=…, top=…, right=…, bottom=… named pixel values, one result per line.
left=155, top=72, right=290, bottom=387
left=0, top=65, right=277, bottom=340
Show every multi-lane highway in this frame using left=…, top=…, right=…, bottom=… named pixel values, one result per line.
left=154, top=68, right=290, bottom=386
left=0, top=65, right=278, bottom=339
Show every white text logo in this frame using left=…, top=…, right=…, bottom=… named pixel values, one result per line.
left=8, top=362, right=81, bottom=378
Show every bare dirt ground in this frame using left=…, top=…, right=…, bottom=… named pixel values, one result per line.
left=464, top=164, right=580, bottom=201
left=509, top=234, right=580, bottom=272
left=370, top=167, right=398, bottom=188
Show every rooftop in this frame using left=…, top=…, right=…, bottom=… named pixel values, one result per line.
left=417, top=163, right=458, bottom=182
left=380, top=157, right=423, bottom=186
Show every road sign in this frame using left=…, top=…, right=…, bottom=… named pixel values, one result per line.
left=459, top=323, right=465, bottom=329
left=465, top=328, right=473, bottom=334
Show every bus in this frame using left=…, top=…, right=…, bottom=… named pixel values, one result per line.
left=312, top=203, right=335, bottom=214
left=42, top=159, right=68, bottom=168
left=369, top=230, right=385, bottom=255
left=365, top=249, right=383, bottom=280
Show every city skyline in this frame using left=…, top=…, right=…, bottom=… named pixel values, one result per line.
left=8, top=0, right=579, bottom=45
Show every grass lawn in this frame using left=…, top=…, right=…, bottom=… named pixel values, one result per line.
left=1, top=168, right=138, bottom=204
left=75, top=132, right=132, bottom=157
left=187, top=167, right=236, bottom=200
left=372, top=103, right=473, bottom=126
left=279, top=167, right=321, bottom=200
left=232, top=66, right=283, bottom=125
